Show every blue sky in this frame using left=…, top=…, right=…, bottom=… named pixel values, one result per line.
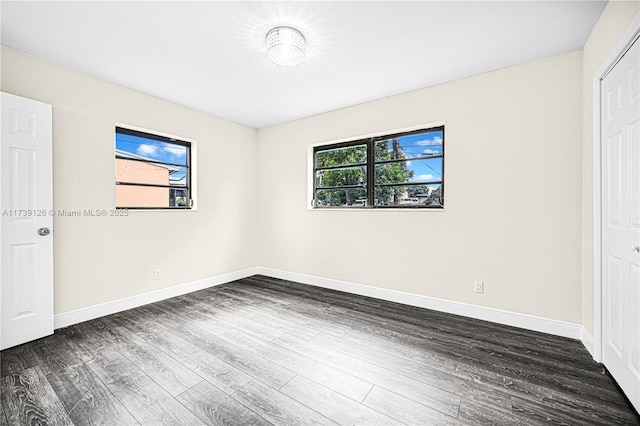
left=116, top=132, right=188, bottom=181
left=380, top=130, right=443, bottom=183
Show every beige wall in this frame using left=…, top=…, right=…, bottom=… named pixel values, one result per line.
left=0, top=47, right=259, bottom=314
left=581, top=1, right=640, bottom=333
left=258, top=52, right=584, bottom=323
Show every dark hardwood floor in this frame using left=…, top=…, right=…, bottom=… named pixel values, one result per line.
left=1, top=275, right=638, bottom=425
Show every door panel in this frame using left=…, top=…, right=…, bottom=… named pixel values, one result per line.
left=601, top=36, right=640, bottom=413
left=10, top=243, right=37, bottom=320
left=631, top=121, right=639, bottom=226
left=10, top=148, right=36, bottom=214
left=607, top=133, right=623, bottom=225
left=1, top=92, right=53, bottom=350
left=630, top=263, right=640, bottom=378
left=606, top=255, right=623, bottom=357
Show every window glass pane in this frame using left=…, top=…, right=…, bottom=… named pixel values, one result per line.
left=116, top=127, right=191, bottom=209
left=169, top=167, right=188, bottom=187
left=170, top=188, right=189, bottom=207
left=375, top=184, right=442, bottom=207
left=375, top=130, right=443, bottom=161
left=116, top=158, right=172, bottom=185
left=316, top=166, right=366, bottom=188
left=375, top=157, right=442, bottom=185
left=116, top=133, right=188, bottom=166
left=316, top=144, right=367, bottom=168
left=315, top=188, right=367, bottom=207
left=116, top=185, right=171, bottom=208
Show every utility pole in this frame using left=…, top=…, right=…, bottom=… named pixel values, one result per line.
left=392, top=139, right=399, bottom=204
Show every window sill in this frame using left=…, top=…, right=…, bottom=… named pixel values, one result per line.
left=307, top=206, right=444, bottom=212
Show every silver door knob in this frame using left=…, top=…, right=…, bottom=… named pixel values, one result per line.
left=37, top=227, right=50, bottom=236
left=633, top=245, right=640, bottom=253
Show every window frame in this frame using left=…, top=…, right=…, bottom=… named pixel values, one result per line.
left=115, top=125, right=197, bottom=211
left=312, top=125, right=444, bottom=209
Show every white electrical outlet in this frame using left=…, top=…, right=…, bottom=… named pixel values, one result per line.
left=474, top=280, right=484, bottom=293
left=154, top=268, right=162, bottom=280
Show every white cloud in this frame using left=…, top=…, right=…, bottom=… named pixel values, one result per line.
left=415, top=136, right=443, bottom=146
left=164, top=145, right=186, bottom=157
left=137, top=144, right=159, bottom=157
left=422, top=148, right=440, bottom=155
left=414, top=174, right=434, bottom=181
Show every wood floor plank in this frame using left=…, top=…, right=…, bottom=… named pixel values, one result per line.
left=105, top=369, right=205, bottom=425
left=453, top=352, right=635, bottom=414
left=135, top=325, right=207, bottom=362
left=511, top=393, right=640, bottom=425
left=342, top=329, right=464, bottom=372
left=46, top=362, right=139, bottom=425
left=243, top=281, right=476, bottom=361
left=188, top=300, right=289, bottom=342
left=215, top=285, right=293, bottom=307
left=176, top=379, right=273, bottom=426
left=29, top=333, right=87, bottom=375
left=148, top=305, right=298, bottom=389
left=197, top=298, right=463, bottom=416
left=0, top=400, right=7, bottom=426
left=107, top=323, right=203, bottom=397
left=362, top=385, right=463, bottom=426
left=270, top=333, right=462, bottom=417
left=457, top=398, right=534, bottom=426
left=182, top=290, right=326, bottom=342
left=106, top=308, right=208, bottom=363
left=467, top=342, right=627, bottom=406
left=213, top=286, right=352, bottom=337
left=0, top=344, right=38, bottom=378
left=210, top=300, right=320, bottom=341
left=343, top=328, right=627, bottom=419
left=231, top=379, right=338, bottom=426
left=56, top=325, right=101, bottom=362
left=57, top=322, right=113, bottom=362
left=1, top=366, right=72, bottom=426
left=188, top=352, right=253, bottom=395
left=193, top=317, right=374, bottom=401
left=312, top=332, right=513, bottom=411
left=86, top=348, right=141, bottom=384
left=280, top=375, right=403, bottom=425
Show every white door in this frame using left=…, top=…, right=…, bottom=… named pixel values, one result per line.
left=601, top=36, right=640, bottom=413
left=1, top=92, right=54, bottom=350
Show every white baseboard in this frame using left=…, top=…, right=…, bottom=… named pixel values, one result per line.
left=53, top=267, right=258, bottom=329
left=257, top=267, right=583, bottom=341
left=580, top=326, right=596, bottom=359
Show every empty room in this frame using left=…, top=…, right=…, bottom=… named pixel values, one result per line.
left=1, top=1, right=639, bottom=425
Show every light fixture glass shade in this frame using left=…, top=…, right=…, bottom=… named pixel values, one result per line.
left=266, top=26, right=305, bottom=67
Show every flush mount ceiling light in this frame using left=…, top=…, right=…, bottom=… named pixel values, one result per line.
left=266, top=26, right=306, bottom=67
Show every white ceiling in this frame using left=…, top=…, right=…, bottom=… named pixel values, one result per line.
left=1, top=1, right=606, bottom=129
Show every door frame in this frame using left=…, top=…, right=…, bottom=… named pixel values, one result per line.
left=593, top=13, right=640, bottom=363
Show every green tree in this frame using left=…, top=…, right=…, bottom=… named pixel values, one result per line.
left=374, top=140, right=414, bottom=205
left=316, top=145, right=366, bottom=206
left=315, top=140, right=414, bottom=206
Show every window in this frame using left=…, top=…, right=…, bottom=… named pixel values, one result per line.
left=115, top=126, right=193, bottom=209
left=313, top=126, right=444, bottom=208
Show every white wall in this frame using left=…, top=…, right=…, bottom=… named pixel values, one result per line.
left=258, top=51, right=584, bottom=323
left=580, top=1, right=640, bottom=334
left=0, top=47, right=259, bottom=315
